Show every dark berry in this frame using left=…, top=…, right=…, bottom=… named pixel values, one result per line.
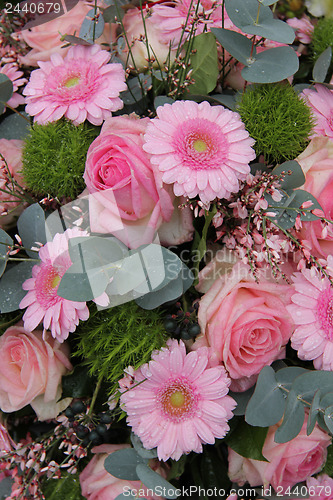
left=174, top=326, right=181, bottom=336
left=65, top=407, right=75, bottom=419
left=163, top=319, right=177, bottom=333
left=76, top=425, right=89, bottom=439
left=96, top=424, right=108, bottom=436
left=180, top=329, right=191, bottom=340
left=88, top=430, right=100, bottom=442
left=99, top=413, right=113, bottom=424
left=71, top=401, right=86, bottom=414
left=188, top=323, right=201, bottom=338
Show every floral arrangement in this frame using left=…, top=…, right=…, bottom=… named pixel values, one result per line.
left=1, top=0, right=333, bottom=499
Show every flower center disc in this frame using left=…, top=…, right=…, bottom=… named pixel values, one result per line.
left=193, top=139, right=207, bottom=152
left=64, top=76, right=80, bottom=88
left=158, top=377, right=197, bottom=422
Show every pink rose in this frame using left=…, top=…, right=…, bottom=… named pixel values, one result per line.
left=296, top=137, right=333, bottom=258
left=193, top=261, right=293, bottom=391
left=228, top=416, right=331, bottom=492
left=119, top=8, right=177, bottom=71
left=84, top=114, right=193, bottom=248
left=0, top=139, right=26, bottom=229
left=19, top=1, right=114, bottom=67
left=80, top=444, right=166, bottom=500
left=0, top=324, right=72, bottom=419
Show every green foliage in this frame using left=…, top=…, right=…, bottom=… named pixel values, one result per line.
left=237, top=83, right=314, bottom=163
left=42, top=473, right=85, bottom=500
left=322, top=444, right=333, bottom=476
left=22, top=120, right=98, bottom=200
left=225, top=418, right=268, bottom=461
left=74, top=302, right=167, bottom=393
left=311, top=18, right=333, bottom=63
left=187, top=32, right=219, bottom=95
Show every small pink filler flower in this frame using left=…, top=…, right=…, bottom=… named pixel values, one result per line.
left=23, top=44, right=127, bottom=126
left=120, top=339, right=236, bottom=461
left=143, top=100, right=256, bottom=204
left=287, top=264, right=333, bottom=370
left=19, top=228, right=89, bottom=342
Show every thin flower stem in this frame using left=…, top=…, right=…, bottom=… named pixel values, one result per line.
left=88, top=373, right=104, bottom=416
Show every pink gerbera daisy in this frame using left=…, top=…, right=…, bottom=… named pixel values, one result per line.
left=120, top=339, right=236, bottom=461
left=143, top=100, right=256, bottom=204
left=19, top=227, right=90, bottom=342
left=302, top=84, right=333, bottom=139
left=286, top=265, right=333, bottom=370
left=23, top=44, right=127, bottom=126
left=0, top=63, right=27, bottom=110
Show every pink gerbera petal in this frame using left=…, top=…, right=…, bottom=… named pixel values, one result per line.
left=23, top=45, right=127, bottom=126
left=19, top=228, right=90, bottom=343
left=143, top=101, right=255, bottom=204
left=120, top=339, right=236, bottom=461
left=287, top=266, right=333, bottom=370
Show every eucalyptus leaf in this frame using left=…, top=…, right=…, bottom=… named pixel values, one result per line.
left=131, top=433, right=158, bottom=459
left=103, top=4, right=124, bottom=22
left=324, top=406, right=333, bottom=433
left=62, top=35, right=93, bottom=46
left=275, top=366, right=309, bottom=390
left=0, top=229, right=13, bottom=278
left=266, top=189, right=323, bottom=229
left=67, top=236, right=127, bottom=271
left=136, top=464, right=179, bottom=499
left=0, top=477, right=14, bottom=500
left=0, top=261, right=35, bottom=313
left=307, top=389, right=322, bottom=436
left=154, top=96, right=174, bottom=109
left=0, top=112, right=30, bottom=140
left=225, top=0, right=271, bottom=30
left=242, top=46, right=299, bottom=84
left=210, top=93, right=237, bottom=110
left=57, top=265, right=109, bottom=302
left=272, top=161, right=305, bottom=190
left=79, top=8, right=105, bottom=42
left=245, top=366, right=285, bottom=427
left=115, top=494, right=139, bottom=500
left=313, top=46, right=332, bottom=84
left=225, top=419, right=268, bottom=461
left=274, top=389, right=305, bottom=443
left=291, top=371, right=333, bottom=401
left=104, top=449, right=146, bottom=481
left=187, top=32, right=219, bottom=95
left=17, top=204, right=46, bottom=258
left=0, top=74, right=13, bottom=114
left=242, top=18, right=295, bottom=44
left=259, top=0, right=278, bottom=5
left=211, top=28, right=254, bottom=66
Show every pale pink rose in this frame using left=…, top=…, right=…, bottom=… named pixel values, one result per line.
left=0, top=324, right=72, bottom=418
left=80, top=444, right=166, bottom=500
left=296, top=137, right=333, bottom=258
left=228, top=416, right=331, bottom=493
left=84, top=114, right=193, bottom=248
left=305, top=474, right=333, bottom=500
left=193, top=261, right=293, bottom=391
left=119, top=8, right=177, bottom=71
left=19, top=1, right=114, bottom=67
left=0, top=138, right=26, bottom=229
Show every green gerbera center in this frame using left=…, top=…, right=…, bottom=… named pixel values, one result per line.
left=64, top=76, right=80, bottom=88
left=169, top=390, right=185, bottom=408
left=158, top=377, right=198, bottom=422
left=193, top=139, right=208, bottom=152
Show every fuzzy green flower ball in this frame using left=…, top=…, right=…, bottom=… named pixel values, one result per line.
left=237, top=83, right=314, bottom=163
left=74, top=302, right=167, bottom=394
left=311, top=18, right=333, bottom=62
left=22, top=120, right=98, bottom=200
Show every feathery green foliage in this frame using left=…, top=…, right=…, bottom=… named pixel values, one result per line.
left=237, top=83, right=314, bottom=163
left=74, top=301, right=167, bottom=394
left=22, top=120, right=98, bottom=200
left=311, top=18, right=333, bottom=62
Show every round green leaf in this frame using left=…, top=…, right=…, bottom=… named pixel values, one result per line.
left=0, top=261, right=35, bottom=313
left=324, top=406, right=333, bottom=433
left=136, top=464, right=179, bottom=499
left=313, top=46, right=332, bottom=84
left=0, top=229, right=13, bottom=278
left=79, top=8, right=105, bottom=42
left=242, top=46, right=299, bottom=84
left=187, top=32, right=219, bottom=95
left=272, top=161, right=306, bottom=190
left=0, top=74, right=13, bottom=114
left=17, top=204, right=46, bottom=258
left=245, top=366, right=286, bottom=427
left=104, top=448, right=146, bottom=481
left=307, top=389, right=321, bottom=436
left=274, top=389, right=305, bottom=443
left=211, top=28, right=254, bottom=66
